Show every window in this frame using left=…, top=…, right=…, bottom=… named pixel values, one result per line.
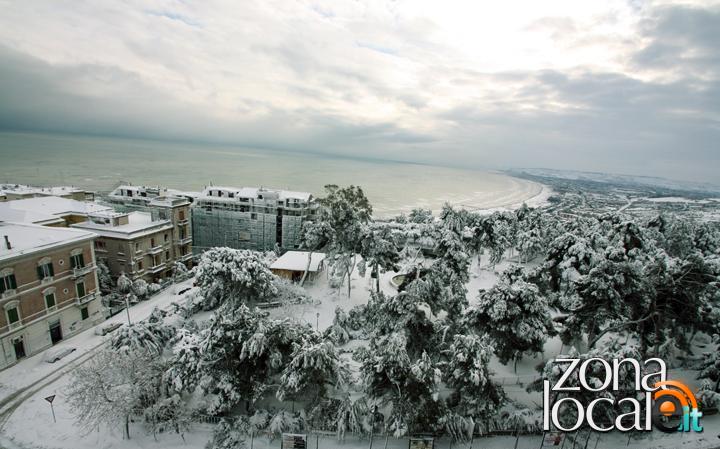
left=151, top=238, right=156, bottom=247
left=135, top=242, right=141, bottom=252
left=94, top=240, right=106, bottom=250
left=70, top=253, right=85, bottom=269
left=164, top=233, right=169, bottom=242
left=180, top=228, right=186, bottom=239
left=44, top=292, right=56, bottom=309
left=0, top=272, right=17, bottom=294
left=165, top=250, right=170, bottom=260
left=179, top=211, right=185, bottom=220
left=5, top=303, right=20, bottom=325
left=37, top=261, right=54, bottom=280
left=251, top=213, right=257, bottom=219
left=80, top=307, right=89, bottom=320
left=76, top=280, right=86, bottom=298
left=137, top=261, right=143, bottom=270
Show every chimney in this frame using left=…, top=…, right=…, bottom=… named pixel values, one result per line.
left=3, top=235, right=10, bottom=250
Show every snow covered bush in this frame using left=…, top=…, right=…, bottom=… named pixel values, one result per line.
left=195, top=247, right=278, bottom=310
left=133, top=279, right=149, bottom=299
left=273, top=277, right=310, bottom=304
left=143, top=394, right=192, bottom=440
left=205, top=418, right=247, bottom=449
left=324, top=307, right=350, bottom=344
left=269, top=410, right=301, bottom=437
left=110, top=308, right=174, bottom=355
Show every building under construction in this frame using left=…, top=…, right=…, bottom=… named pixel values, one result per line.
left=191, top=186, right=316, bottom=252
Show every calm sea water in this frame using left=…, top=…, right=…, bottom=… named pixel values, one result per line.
left=0, top=132, right=542, bottom=216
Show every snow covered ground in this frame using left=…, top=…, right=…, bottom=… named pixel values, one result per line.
left=2, top=266, right=718, bottom=449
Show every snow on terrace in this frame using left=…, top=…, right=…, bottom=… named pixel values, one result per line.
left=71, top=211, right=173, bottom=239
left=0, top=196, right=111, bottom=225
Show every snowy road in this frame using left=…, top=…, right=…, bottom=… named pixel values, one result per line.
left=0, top=279, right=196, bottom=447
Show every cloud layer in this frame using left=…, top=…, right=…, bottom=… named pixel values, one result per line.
left=0, top=0, right=718, bottom=182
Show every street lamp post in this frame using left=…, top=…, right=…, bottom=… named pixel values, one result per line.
left=124, top=294, right=132, bottom=325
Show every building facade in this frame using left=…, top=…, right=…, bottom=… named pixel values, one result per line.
left=73, top=197, right=193, bottom=283
left=0, top=222, right=102, bottom=370
left=191, top=186, right=316, bottom=252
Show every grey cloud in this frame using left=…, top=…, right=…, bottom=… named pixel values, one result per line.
left=634, top=5, right=720, bottom=77
left=0, top=45, right=431, bottom=158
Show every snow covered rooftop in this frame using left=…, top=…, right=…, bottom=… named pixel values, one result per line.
left=72, top=211, right=173, bottom=239
left=0, top=197, right=111, bottom=224
left=199, top=186, right=312, bottom=202
left=270, top=251, right=326, bottom=272
left=0, top=222, right=96, bottom=262
left=0, top=183, right=87, bottom=196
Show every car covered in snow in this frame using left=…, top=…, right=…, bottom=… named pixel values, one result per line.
left=94, top=322, right=124, bottom=336
left=43, top=346, right=76, bottom=363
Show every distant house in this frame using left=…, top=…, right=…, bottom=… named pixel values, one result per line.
left=270, top=251, right=326, bottom=283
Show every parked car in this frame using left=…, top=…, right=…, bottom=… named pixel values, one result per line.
left=94, top=322, right=124, bottom=336
left=43, top=347, right=76, bottom=363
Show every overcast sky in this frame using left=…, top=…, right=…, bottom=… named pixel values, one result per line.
left=0, top=0, right=718, bottom=182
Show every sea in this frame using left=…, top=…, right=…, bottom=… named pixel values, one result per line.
left=0, top=132, right=545, bottom=217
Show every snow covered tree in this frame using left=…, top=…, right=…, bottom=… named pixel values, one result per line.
left=465, top=276, right=554, bottom=370
left=166, top=305, right=316, bottom=414
left=172, top=260, right=190, bottom=283
left=97, top=260, right=114, bottom=294
left=408, top=208, right=433, bottom=224
left=277, top=340, right=349, bottom=401
left=443, top=334, right=505, bottom=420
left=67, top=349, right=164, bottom=439
left=302, top=185, right=372, bottom=297
left=117, top=272, right=133, bottom=294
left=357, top=332, right=442, bottom=434
left=195, top=248, right=278, bottom=310
left=698, top=334, right=720, bottom=393
left=359, top=224, right=401, bottom=292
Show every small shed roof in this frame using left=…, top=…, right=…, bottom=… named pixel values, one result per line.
left=270, top=251, right=326, bottom=272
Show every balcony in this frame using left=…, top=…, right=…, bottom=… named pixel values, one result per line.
left=147, top=245, right=164, bottom=255
left=178, top=253, right=193, bottom=262
left=1, top=289, right=17, bottom=300
left=76, top=292, right=97, bottom=306
left=177, top=218, right=189, bottom=225
left=176, top=237, right=192, bottom=245
left=40, top=276, right=54, bottom=285
left=72, top=265, right=94, bottom=279
left=148, top=264, right=166, bottom=274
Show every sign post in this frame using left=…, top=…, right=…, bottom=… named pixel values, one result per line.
left=408, top=436, right=434, bottom=449
left=281, top=433, right=307, bottom=449
left=44, top=394, right=56, bottom=423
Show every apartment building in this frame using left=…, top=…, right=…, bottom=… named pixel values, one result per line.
left=72, top=198, right=193, bottom=283
left=105, top=184, right=197, bottom=211
left=192, top=186, right=316, bottom=252
left=0, top=195, right=192, bottom=283
left=0, top=222, right=102, bottom=369
left=0, top=184, right=94, bottom=202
